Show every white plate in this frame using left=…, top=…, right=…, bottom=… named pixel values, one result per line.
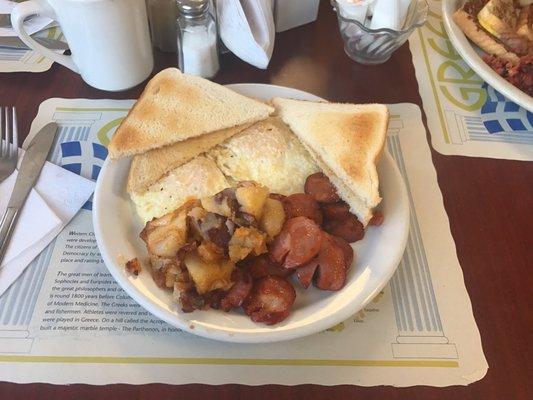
left=442, top=0, right=533, bottom=112
left=93, top=84, right=410, bottom=343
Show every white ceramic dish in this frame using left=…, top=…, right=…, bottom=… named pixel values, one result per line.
left=93, top=84, right=410, bottom=343
left=442, top=0, right=533, bottom=112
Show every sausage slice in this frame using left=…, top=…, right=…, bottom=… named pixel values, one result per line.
left=305, top=173, right=341, bottom=204
left=244, top=255, right=294, bottom=280
left=296, top=259, right=319, bottom=289
left=220, top=269, right=253, bottom=312
left=268, top=217, right=323, bottom=269
left=243, top=276, right=296, bottom=325
left=321, top=202, right=350, bottom=221
left=330, top=235, right=354, bottom=268
left=283, top=193, right=323, bottom=225
left=369, top=211, right=384, bottom=226
left=314, top=233, right=347, bottom=291
left=323, top=214, right=364, bottom=243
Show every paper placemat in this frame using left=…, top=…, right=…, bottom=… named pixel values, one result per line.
left=0, top=27, right=62, bottom=73
left=0, top=99, right=487, bottom=386
left=408, top=0, right=533, bottom=161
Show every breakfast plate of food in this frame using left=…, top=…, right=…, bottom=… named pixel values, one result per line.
left=443, top=0, right=533, bottom=111
left=93, top=68, right=410, bottom=343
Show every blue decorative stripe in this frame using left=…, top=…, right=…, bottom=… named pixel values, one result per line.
left=60, top=141, right=81, bottom=157
left=481, top=101, right=497, bottom=114
left=62, top=163, right=81, bottom=175
left=91, top=165, right=101, bottom=181
left=484, top=120, right=503, bottom=133
left=92, top=143, right=108, bottom=161
left=480, top=82, right=533, bottom=135
left=507, top=119, right=526, bottom=131
left=504, top=102, right=519, bottom=113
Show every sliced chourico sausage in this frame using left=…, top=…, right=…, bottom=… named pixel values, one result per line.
left=321, top=201, right=350, bottom=221
left=283, top=193, right=323, bottom=225
left=268, top=216, right=322, bottom=269
left=296, top=259, right=319, bottom=289
left=315, top=233, right=347, bottom=291
left=220, top=269, right=253, bottom=312
left=369, top=211, right=384, bottom=226
left=243, top=254, right=294, bottom=280
left=304, top=172, right=341, bottom=204
left=323, top=214, right=364, bottom=243
left=243, top=276, right=296, bottom=325
left=329, top=235, right=354, bottom=268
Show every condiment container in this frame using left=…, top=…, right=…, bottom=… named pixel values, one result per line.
left=274, top=0, right=320, bottom=32
left=334, top=0, right=428, bottom=65
left=146, top=0, right=178, bottom=52
left=176, top=0, right=220, bottom=78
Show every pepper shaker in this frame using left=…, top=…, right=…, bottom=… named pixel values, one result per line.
left=176, top=0, right=220, bottom=78
left=146, top=0, right=178, bottom=52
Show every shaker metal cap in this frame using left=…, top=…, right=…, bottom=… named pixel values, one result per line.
left=176, top=0, right=208, bottom=17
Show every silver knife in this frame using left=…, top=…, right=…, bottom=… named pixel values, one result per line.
left=0, top=122, right=58, bottom=267
left=0, top=36, right=69, bottom=51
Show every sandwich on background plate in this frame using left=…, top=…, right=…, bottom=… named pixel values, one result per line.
left=453, top=0, right=532, bottom=96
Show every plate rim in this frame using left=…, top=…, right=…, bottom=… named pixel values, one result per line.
left=442, top=0, right=533, bottom=112
left=93, top=84, right=410, bottom=343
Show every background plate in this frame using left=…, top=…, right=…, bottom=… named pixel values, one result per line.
left=442, top=0, right=533, bottom=112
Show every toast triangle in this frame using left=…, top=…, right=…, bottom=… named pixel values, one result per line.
left=272, top=98, right=388, bottom=225
left=108, top=68, right=274, bottom=159
left=127, top=123, right=252, bottom=195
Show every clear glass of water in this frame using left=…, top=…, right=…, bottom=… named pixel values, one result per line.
left=334, top=0, right=428, bottom=65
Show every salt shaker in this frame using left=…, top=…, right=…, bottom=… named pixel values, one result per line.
left=146, top=0, right=178, bottom=52
left=176, top=0, right=220, bottom=78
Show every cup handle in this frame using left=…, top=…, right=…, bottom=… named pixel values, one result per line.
left=11, top=0, right=79, bottom=73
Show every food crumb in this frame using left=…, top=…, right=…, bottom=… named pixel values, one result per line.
left=125, top=258, right=142, bottom=276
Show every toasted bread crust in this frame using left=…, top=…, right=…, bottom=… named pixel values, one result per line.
left=131, top=156, right=229, bottom=222
left=127, top=124, right=252, bottom=195
left=108, top=68, right=273, bottom=159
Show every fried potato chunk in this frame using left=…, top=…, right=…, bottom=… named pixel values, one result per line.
left=228, top=226, right=267, bottom=262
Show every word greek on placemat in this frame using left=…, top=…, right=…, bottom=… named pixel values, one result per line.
left=408, top=0, right=533, bottom=161
left=0, top=27, right=61, bottom=73
left=0, top=99, right=487, bottom=387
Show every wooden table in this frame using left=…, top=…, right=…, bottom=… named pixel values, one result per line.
left=1, top=1, right=531, bottom=399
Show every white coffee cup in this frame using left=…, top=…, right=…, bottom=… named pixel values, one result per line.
left=11, top=0, right=154, bottom=91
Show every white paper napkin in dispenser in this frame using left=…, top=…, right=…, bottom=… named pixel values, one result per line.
left=274, top=0, right=320, bottom=32
left=217, top=0, right=275, bottom=69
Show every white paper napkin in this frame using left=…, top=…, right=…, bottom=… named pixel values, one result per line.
left=0, top=157, right=95, bottom=296
left=0, top=0, right=54, bottom=37
left=218, top=0, right=275, bottom=69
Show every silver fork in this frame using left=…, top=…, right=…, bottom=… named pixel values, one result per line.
left=0, top=107, right=19, bottom=182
